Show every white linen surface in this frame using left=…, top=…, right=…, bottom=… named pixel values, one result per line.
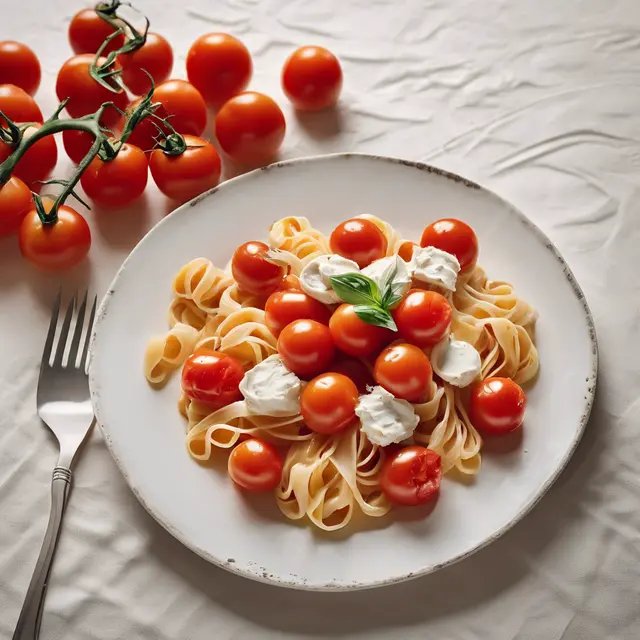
left=2, top=0, right=640, bottom=638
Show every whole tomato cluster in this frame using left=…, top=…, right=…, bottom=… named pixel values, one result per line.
left=0, top=2, right=344, bottom=271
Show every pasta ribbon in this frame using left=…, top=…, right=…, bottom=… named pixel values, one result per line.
left=143, top=323, right=200, bottom=385
left=173, top=258, right=233, bottom=314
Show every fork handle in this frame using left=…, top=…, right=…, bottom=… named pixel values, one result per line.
left=13, top=467, right=72, bottom=640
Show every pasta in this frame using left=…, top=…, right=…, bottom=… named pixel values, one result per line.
left=144, top=215, right=539, bottom=531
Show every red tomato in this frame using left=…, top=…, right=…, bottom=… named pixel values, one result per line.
left=0, top=124, right=57, bottom=190
left=420, top=218, right=479, bottom=271
left=381, top=446, right=442, bottom=506
left=62, top=129, right=96, bottom=165
left=0, top=176, right=33, bottom=236
left=282, top=46, right=342, bottom=111
left=0, top=84, right=42, bottom=124
left=186, top=33, right=252, bottom=107
left=118, top=32, right=173, bottom=96
left=276, top=274, right=301, bottom=291
left=56, top=55, right=128, bottom=128
left=331, top=355, right=374, bottom=394
left=277, top=319, right=335, bottom=378
left=264, top=289, right=330, bottom=336
left=231, top=241, right=285, bottom=296
left=398, top=240, right=417, bottom=262
left=68, top=9, right=125, bottom=55
left=0, top=42, right=41, bottom=95
left=124, top=80, right=207, bottom=152
left=181, top=348, right=245, bottom=408
left=468, top=377, right=526, bottom=435
left=373, top=343, right=432, bottom=403
left=393, top=289, right=452, bottom=348
left=330, top=218, right=388, bottom=268
left=228, top=438, right=283, bottom=492
left=19, top=202, right=91, bottom=270
left=215, top=91, right=286, bottom=166
left=301, top=372, right=358, bottom=434
left=329, top=304, right=390, bottom=357
left=149, top=135, right=221, bottom=202
left=80, top=143, right=148, bottom=208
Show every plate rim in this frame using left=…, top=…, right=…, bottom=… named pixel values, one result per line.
left=89, top=152, right=598, bottom=591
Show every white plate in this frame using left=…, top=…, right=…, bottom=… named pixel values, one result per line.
left=89, top=153, right=597, bottom=591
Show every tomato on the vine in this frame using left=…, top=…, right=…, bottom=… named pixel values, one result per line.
left=0, top=176, right=33, bottom=237
left=330, top=218, right=388, bottom=268
left=421, top=218, right=479, bottom=271
left=215, top=92, right=286, bottom=166
left=19, top=202, right=91, bottom=270
left=0, top=124, right=57, bottom=191
left=181, top=348, right=245, bottom=408
left=56, top=54, right=128, bottom=128
left=228, top=438, right=283, bottom=492
left=149, top=135, right=221, bottom=202
left=373, top=343, right=432, bottom=403
left=124, top=80, right=207, bottom=152
left=277, top=319, right=335, bottom=378
left=0, top=41, right=41, bottom=95
left=301, top=372, right=359, bottom=434
left=62, top=129, right=96, bottom=165
left=282, top=46, right=342, bottom=111
left=394, top=289, right=452, bottom=348
left=264, top=289, right=330, bottom=336
left=186, top=33, right=252, bottom=107
left=80, top=143, right=148, bottom=208
left=118, top=32, right=173, bottom=96
left=381, top=446, right=442, bottom=506
left=329, top=304, right=390, bottom=357
left=231, top=241, right=285, bottom=296
left=0, top=84, right=42, bottom=125
left=68, top=8, right=125, bottom=55
left=468, top=377, right=526, bottom=435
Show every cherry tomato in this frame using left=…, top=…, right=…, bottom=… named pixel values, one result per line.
left=373, top=343, right=432, bottom=403
left=282, top=46, right=342, bottom=111
left=330, top=218, right=388, bottom=268
left=231, top=241, right=285, bottom=296
left=277, top=319, right=335, bottom=378
left=62, top=129, right=96, bottom=164
left=0, top=42, right=41, bottom=95
left=398, top=240, right=417, bottom=262
left=331, top=355, right=374, bottom=394
left=118, top=32, right=173, bottom=96
left=420, top=218, right=479, bottom=271
left=265, top=289, right=330, bottom=336
left=381, top=446, right=442, bottom=506
left=68, top=8, right=125, bottom=55
left=181, top=348, right=245, bottom=408
left=124, top=80, right=207, bottom=152
left=228, top=438, right=283, bottom=492
left=468, top=377, right=526, bottom=435
left=80, top=143, right=148, bottom=208
left=0, top=124, right=57, bottom=190
left=215, top=91, right=286, bottom=166
left=276, top=274, right=301, bottom=291
left=186, top=33, right=252, bottom=107
left=0, top=176, right=32, bottom=236
left=19, top=202, right=91, bottom=270
left=329, top=304, right=390, bottom=357
left=301, top=372, right=358, bottom=434
left=393, top=289, right=452, bottom=348
left=149, top=135, right=221, bottom=202
left=56, top=55, right=128, bottom=128
left=0, top=84, right=42, bottom=124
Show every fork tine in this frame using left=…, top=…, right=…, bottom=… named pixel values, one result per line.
left=53, top=293, right=76, bottom=367
left=41, top=290, right=62, bottom=368
left=67, top=291, right=88, bottom=369
left=81, top=295, right=98, bottom=373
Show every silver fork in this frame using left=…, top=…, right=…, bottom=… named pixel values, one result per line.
left=13, top=291, right=97, bottom=640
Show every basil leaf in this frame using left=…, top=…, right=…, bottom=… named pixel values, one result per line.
left=379, top=260, right=398, bottom=295
left=353, top=305, right=398, bottom=331
left=382, top=292, right=404, bottom=309
left=329, top=273, right=382, bottom=306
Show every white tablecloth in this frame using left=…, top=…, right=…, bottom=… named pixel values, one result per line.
left=2, top=1, right=639, bottom=638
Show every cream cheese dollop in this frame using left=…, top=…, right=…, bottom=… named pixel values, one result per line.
left=299, top=255, right=360, bottom=304
left=430, top=335, right=481, bottom=387
left=361, top=255, right=412, bottom=301
left=239, top=355, right=302, bottom=416
left=411, top=246, right=460, bottom=292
